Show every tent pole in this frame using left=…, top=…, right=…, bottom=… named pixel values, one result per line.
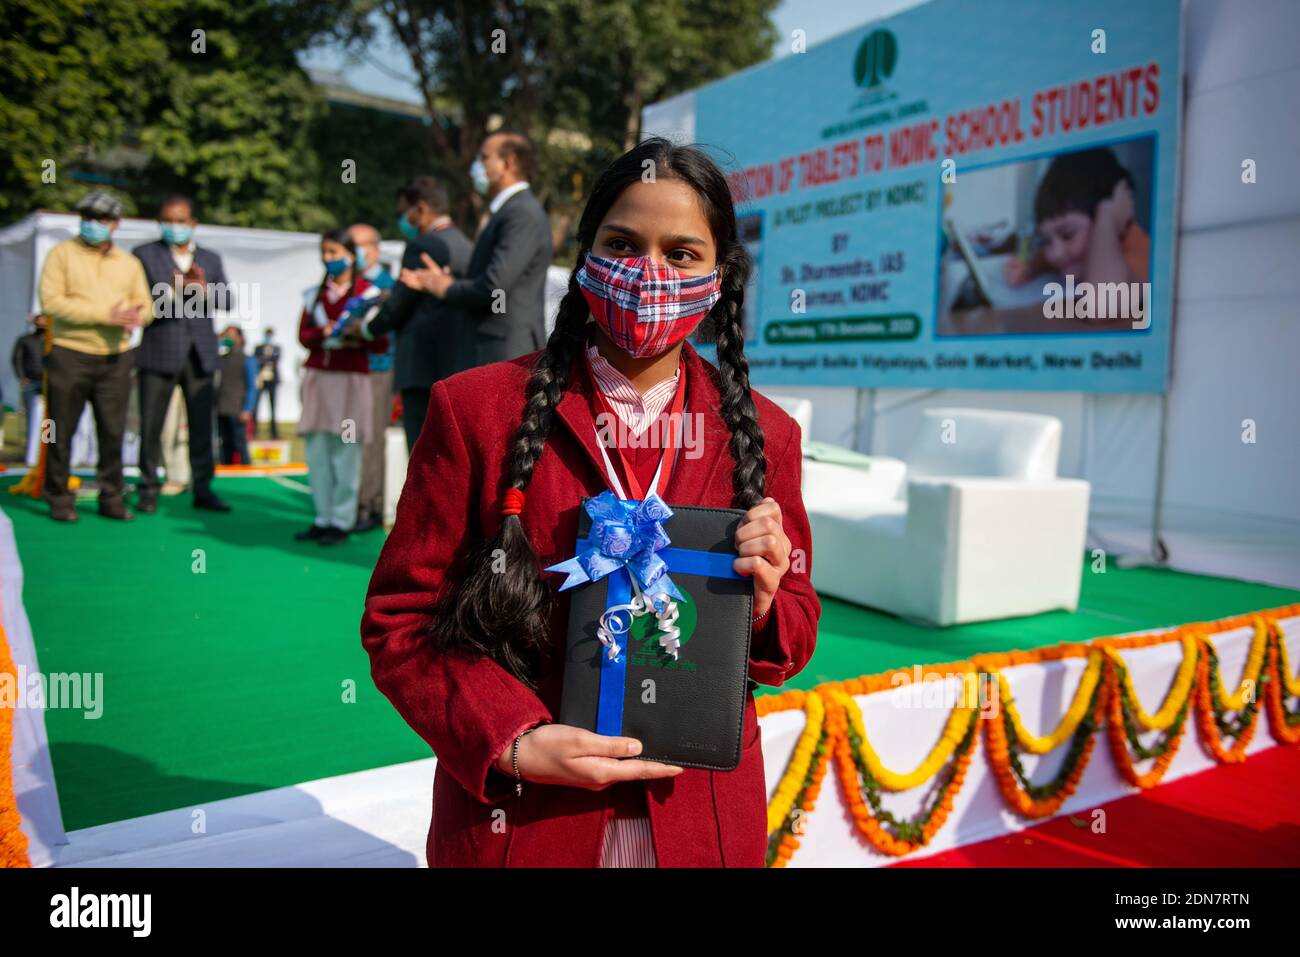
left=1150, top=391, right=1171, bottom=565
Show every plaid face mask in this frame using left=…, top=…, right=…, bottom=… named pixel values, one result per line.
left=576, top=251, right=722, bottom=358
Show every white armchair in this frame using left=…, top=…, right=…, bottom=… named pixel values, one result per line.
left=765, top=394, right=813, bottom=448
left=802, top=408, right=1090, bottom=626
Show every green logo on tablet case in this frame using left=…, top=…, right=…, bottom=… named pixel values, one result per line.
left=629, top=585, right=698, bottom=669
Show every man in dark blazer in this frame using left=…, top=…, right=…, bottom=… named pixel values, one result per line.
left=132, top=195, right=231, bottom=513
left=406, top=130, right=553, bottom=367
left=358, top=177, right=473, bottom=450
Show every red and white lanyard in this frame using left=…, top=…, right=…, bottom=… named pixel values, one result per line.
left=585, top=355, right=690, bottom=655
left=587, top=356, right=688, bottom=503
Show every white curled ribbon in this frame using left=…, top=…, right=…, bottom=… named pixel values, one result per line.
left=595, top=575, right=683, bottom=662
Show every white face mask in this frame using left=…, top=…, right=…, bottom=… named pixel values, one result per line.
left=470, top=158, right=490, bottom=196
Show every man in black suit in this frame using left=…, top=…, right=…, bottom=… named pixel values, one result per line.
left=404, top=130, right=553, bottom=367
left=132, top=195, right=231, bottom=513
left=357, top=177, right=473, bottom=450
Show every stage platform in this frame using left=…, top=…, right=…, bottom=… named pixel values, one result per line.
left=3, top=476, right=1298, bottom=866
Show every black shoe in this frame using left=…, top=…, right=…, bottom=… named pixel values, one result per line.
left=136, top=493, right=158, bottom=514
left=50, top=504, right=79, bottom=523
left=318, top=527, right=350, bottom=546
left=295, top=525, right=326, bottom=541
left=351, top=513, right=381, bottom=533
left=194, top=492, right=232, bottom=512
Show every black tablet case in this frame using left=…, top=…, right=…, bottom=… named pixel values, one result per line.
left=557, top=498, right=754, bottom=771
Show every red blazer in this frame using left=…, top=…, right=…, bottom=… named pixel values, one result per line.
left=361, top=339, right=821, bottom=867
left=298, top=276, right=388, bottom=373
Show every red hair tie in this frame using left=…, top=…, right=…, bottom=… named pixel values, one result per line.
left=501, top=487, right=526, bottom=516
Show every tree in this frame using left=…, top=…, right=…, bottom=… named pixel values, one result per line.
left=0, top=0, right=342, bottom=230
left=333, top=0, right=778, bottom=256
left=135, top=1, right=341, bottom=231
left=0, top=0, right=173, bottom=218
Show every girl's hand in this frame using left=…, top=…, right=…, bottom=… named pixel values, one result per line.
left=734, top=496, right=792, bottom=620
left=1003, top=256, right=1033, bottom=287
left=493, top=724, right=683, bottom=791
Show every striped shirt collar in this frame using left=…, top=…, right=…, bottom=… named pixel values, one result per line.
left=585, top=344, right=680, bottom=437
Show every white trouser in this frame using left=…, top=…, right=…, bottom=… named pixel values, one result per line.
left=304, top=431, right=362, bottom=530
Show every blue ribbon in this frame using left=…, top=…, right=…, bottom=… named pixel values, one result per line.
left=545, top=489, right=743, bottom=736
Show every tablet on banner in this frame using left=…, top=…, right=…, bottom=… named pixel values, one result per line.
left=662, top=0, right=1182, bottom=392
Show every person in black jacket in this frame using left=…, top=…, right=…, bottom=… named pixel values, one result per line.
left=357, top=177, right=471, bottom=450
left=133, top=195, right=232, bottom=513
left=253, top=328, right=281, bottom=439
left=400, top=130, right=553, bottom=369
left=12, top=313, right=47, bottom=463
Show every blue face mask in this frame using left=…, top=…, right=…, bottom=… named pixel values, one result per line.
left=355, top=247, right=368, bottom=271
left=80, top=220, right=111, bottom=245
left=323, top=257, right=351, bottom=277
left=470, top=158, right=490, bottom=196
left=161, top=223, right=193, bottom=247
left=397, top=212, right=421, bottom=241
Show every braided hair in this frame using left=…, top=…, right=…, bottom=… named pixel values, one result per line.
left=428, top=137, right=767, bottom=689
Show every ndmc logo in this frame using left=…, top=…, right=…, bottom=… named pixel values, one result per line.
left=853, top=28, right=898, bottom=89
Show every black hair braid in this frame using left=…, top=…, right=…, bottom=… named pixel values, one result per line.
left=425, top=273, right=591, bottom=689
left=712, top=251, right=767, bottom=510
left=423, top=136, right=767, bottom=690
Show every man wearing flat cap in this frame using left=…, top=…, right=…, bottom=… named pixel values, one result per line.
left=37, top=189, right=154, bottom=522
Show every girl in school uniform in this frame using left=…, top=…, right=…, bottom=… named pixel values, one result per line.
left=296, top=229, right=387, bottom=545
left=361, top=138, right=822, bottom=867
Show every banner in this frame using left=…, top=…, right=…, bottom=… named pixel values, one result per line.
left=647, top=0, right=1182, bottom=392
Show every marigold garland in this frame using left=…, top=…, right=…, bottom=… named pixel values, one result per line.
left=1, top=618, right=31, bottom=867
left=995, top=650, right=1104, bottom=754
left=1193, top=638, right=1260, bottom=763
left=1104, top=634, right=1198, bottom=732
left=1270, top=618, right=1300, bottom=699
left=832, top=688, right=978, bottom=856
left=843, top=674, right=975, bottom=791
left=984, top=670, right=1103, bottom=818
left=1105, top=653, right=1192, bottom=788
left=1201, top=618, right=1269, bottom=712
left=766, top=696, right=833, bottom=868
left=1263, top=626, right=1300, bottom=746
left=765, top=690, right=825, bottom=835
left=757, top=604, right=1300, bottom=865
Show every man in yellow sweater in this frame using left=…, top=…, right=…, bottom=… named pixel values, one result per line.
left=38, top=190, right=154, bottom=522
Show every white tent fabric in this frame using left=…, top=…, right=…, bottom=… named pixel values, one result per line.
left=649, top=0, right=1300, bottom=589
left=0, top=213, right=408, bottom=426
left=2, top=510, right=66, bottom=868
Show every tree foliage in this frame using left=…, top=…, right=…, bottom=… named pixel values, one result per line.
left=0, top=0, right=339, bottom=229
left=1, top=0, right=780, bottom=245
left=334, top=0, right=779, bottom=253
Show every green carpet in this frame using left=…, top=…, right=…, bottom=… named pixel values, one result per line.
left=4, top=476, right=1297, bottom=830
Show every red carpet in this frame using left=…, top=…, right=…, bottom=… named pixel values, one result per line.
left=892, top=745, right=1300, bottom=867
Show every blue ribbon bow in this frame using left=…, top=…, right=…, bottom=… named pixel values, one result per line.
left=545, top=489, right=743, bottom=735
left=545, top=490, right=685, bottom=603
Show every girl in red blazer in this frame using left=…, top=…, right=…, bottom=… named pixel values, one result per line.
left=361, top=138, right=821, bottom=867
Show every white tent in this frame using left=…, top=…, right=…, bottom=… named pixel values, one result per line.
left=643, top=0, right=1300, bottom=590
left=0, top=213, right=409, bottom=426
